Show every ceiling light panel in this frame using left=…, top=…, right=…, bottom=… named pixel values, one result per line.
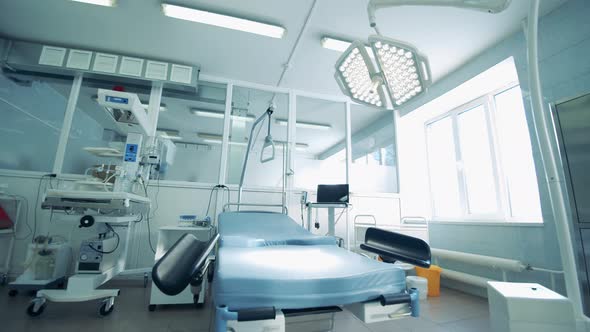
left=321, top=37, right=373, bottom=55
left=162, top=3, right=286, bottom=39
left=369, top=35, right=431, bottom=107
left=71, top=0, right=115, bottom=7
left=275, top=119, right=331, bottom=130
left=335, top=42, right=386, bottom=108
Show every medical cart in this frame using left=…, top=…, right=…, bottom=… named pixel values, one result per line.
left=0, top=192, right=25, bottom=286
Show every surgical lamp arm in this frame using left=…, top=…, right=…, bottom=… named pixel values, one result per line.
left=367, top=0, right=511, bottom=28
left=237, top=107, right=274, bottom=206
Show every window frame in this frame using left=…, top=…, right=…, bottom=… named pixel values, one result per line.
left=424, top=82, right=542, bottom=223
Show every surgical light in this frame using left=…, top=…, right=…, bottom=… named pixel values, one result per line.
left=161, top=3, right=286, bottom=39
left=275, top=119, right=332, bottom=131
left=71, top=0, right=115, bottom=7
left=334, top=42, right=387, bottom=108
left=369, top=36, right=430, bottom=106
left=334, top=0, right=510, bottom=110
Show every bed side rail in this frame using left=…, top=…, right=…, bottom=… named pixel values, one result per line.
left=152, top=233, right=220, bottom=296
left=360, top=227, right=431, bottom=268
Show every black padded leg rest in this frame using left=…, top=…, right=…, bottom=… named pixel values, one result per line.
left=379, top=293, right=411, bottom=306
left=152, top=234, right=218, bottom=296
left=237, top=307, right=276, bottom=322
left=361, top=227, right=431, bottom=268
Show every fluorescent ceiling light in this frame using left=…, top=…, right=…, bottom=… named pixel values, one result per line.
left=197, top=133, right=248, bottom=146
left=321, top=37, right=372, bottom=55
left=275, top=119, right=331, bottom=130
left=141, top=103, right=167, bottom=112
left=191, top=109, right=224, bottom=119
left=71, top=0, right=115, bottom=6
left=157, top=129, right=182, bottom=141
left=275, top=140, right=309, bottom=152
left=162, top=3, right=286, bottom=39
left=191, top=108, right=254, bottom=122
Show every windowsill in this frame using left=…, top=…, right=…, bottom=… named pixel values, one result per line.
left=429, top=220, right=544, bottom=227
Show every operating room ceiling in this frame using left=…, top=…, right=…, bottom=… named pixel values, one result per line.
left=0, top=0, right=568, bottom=97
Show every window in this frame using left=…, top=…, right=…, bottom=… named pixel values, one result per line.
left=350, top=104, right=398, bottom=193
left=425, top=84, right=542, bottom=222
left=294, top=96, right=346, bottom=190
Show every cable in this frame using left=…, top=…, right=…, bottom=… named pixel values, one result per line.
left=146, top=208, right=156, bottom=254
left=142, top=183, right=156, bottom=254
left=88, top=223, right=120, bottom=254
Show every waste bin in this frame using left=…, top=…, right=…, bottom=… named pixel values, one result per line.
left=415, top=265, right=442, bottom=297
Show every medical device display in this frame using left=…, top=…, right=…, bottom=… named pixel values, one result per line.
left=335, top=0, right=510, bottom=110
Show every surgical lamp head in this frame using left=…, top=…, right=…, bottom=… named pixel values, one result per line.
left=335, top=0, right=511, bottom=110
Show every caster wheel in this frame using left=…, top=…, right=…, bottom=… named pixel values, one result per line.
left=148, top=304, right=156, bottom=312
left=207, top=264, right=215, bottom=283
left=26, top=302, right=46, bottom=317
left=0, top=273, right=7, bottom=285
left=8, top=289, right=18, bottom=297
left=193, top=295, right=204, bottom=309
left=99, top=302, right=114, bottom=316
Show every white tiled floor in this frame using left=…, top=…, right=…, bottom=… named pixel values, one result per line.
left=0, top=284, right=490, bottom=331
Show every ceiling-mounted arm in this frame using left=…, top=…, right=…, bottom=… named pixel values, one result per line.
left=367, top=0, right=511, bottom=30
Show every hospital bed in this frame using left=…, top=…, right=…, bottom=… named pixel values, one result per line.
left=152, top=211, right=431, bottom=331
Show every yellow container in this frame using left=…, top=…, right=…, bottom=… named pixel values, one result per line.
left=415, top=265, right=442, bottom=297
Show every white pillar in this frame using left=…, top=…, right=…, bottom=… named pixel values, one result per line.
left=52, top=73, right=83, bottom=174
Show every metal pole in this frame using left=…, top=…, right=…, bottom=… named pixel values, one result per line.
left=52, top=72, right=83, bottom=174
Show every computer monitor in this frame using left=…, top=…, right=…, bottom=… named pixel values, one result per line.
left=317, top=184, right=349, bottom=204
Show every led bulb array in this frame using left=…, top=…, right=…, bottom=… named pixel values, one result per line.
left=337, top=47, right=384, bottom=107
left=372, top=39, right=426, bottom=106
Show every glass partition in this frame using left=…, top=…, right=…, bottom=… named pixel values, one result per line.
left=350, top=104, right=398, bottom=193
left=159, top=81, right=227, bottom=183
left=0, top=71, right=71, bottom=172
left=62, top=79, right=152, bottom=175
left=226, top=86, right=289, bottom=188
left=294, top=96, right=347, bottom=190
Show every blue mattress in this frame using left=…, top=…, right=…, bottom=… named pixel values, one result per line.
left=214, top=212, right=406, bottom=310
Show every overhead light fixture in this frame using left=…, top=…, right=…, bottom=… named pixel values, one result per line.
left=141, top=103, right=167, bottom=112
left=335, top=0, right=509, bottom=109
left=157, top=129, right=182, bottom=141
left=335, top=41, right=388, bottom=108
left=370, top=36, right=430, bottom=107
left=161, top=3, right=286, bottom=39
left=275, top=140, right=309, bottom=152
left=191, top=108, right=255, bottom=122
left=197, top=133, right=248, bottom=146
left=321, top=37, right=372, bottom=55
left=191, top=109, right=224, bottom=119
left=71, top=0, right=115, bottom=6
left=275, top=119, right=332, bottom=131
